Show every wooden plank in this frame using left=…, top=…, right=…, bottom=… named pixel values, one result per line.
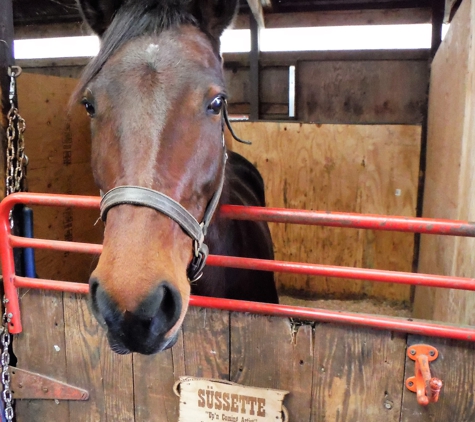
left=413, top=0, right=475, bottom=325
left=297, top=60, right=429, bottom=124
left=230, top=122, right=421, bottom=302
left=311, top=324, right=407, bottom=421
left=133, top=332, right=185, bottom=421
left=225, top=50, right=431, bottom=66
left=232, top=8, right=432, bottom=29
left=401, top=335, right=475, bottom=421
left=224, top=66, right=289, bottom=105
left=229, top=313, right=314, bottom=421
left=182, top=307, right=230, bottom=379
left=63, top=293, right=135, bottom=422
left=14, top=290, right=69, bottom=421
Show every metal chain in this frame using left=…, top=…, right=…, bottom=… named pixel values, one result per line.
left=5, top=65, right=26, bottom=196
left=1, top=65, right=26, bottom=422
left=1, top=298, right=13, bottom=422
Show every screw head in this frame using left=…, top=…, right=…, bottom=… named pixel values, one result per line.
left=408, top=381, right=414, bottom=387
left=410, top=349, right=416, bottom=355
left=429, top=350, right=435, bottom=356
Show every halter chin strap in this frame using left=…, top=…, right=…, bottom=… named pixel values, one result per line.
left=99, top=104, right=247, bottom=283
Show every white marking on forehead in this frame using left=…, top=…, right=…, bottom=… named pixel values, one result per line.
left=146, top=43, right=160, bottom=56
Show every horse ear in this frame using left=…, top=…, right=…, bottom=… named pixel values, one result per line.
left=77, top=0, right=125, bottom=36
left=190, top=0, right=239, bottom=42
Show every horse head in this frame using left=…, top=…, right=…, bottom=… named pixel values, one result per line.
left=76, top=0, right=238, bottom=354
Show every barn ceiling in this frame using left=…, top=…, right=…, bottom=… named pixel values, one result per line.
left=12, top=0, right=435, bottom=26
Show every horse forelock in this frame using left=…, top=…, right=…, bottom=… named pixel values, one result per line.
left=74, top=0, right=198, bottom=101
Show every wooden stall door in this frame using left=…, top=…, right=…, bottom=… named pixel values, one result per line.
left=15, top=291, right=411, bottom=422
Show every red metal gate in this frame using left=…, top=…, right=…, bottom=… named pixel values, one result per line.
left=1, top=192, right=475, bottom=340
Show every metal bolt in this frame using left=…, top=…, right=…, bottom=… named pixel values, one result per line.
left=408, top=381, right=414, bottom=387
left=384, top=401, right=393, bottom=409
left=429, top=350, right=435, bottom=357
left=410, top=349, right=416, bottom=355
left=6, top=314, right=12, bottom=320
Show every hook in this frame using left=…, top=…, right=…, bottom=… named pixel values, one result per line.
left=405, top=344, right=443, bottom=406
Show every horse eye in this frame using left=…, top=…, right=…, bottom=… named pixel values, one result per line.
left=207, top=96, right=224, bottom=115
left=81, top=99, right=96, bottom=117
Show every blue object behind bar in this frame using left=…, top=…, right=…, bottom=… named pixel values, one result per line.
left=22, top=207, right=36, bottom=278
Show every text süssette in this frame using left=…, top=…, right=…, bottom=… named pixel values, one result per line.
left=197, top=388, right=266, bottom=417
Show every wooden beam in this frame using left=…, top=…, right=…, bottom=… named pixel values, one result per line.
left=224, top=49, right=430, bottom=67
left=246, top=0, right=265, bottom=28
left=445, top=0, right=462, bottom=22
left=233, top=8, right=431, bottom=29
left=431, top=0, right=445, bottom=56
left=249, top=13, right=260, bottom=120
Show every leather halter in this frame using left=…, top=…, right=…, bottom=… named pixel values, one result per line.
left=99, top=104, right=249, bottom=282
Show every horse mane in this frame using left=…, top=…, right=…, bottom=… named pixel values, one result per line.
left=75, top=0, right=197, bottom=99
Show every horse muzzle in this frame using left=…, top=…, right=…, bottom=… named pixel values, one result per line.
left=89, top=277, right=183, bottom=355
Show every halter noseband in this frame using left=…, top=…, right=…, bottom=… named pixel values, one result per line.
left=99, top=105, right=249, bottom=282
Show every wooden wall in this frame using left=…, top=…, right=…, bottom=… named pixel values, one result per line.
left=230, top=122, right=421, bottom=303
left=296, top=57, right=428, bottom=124
left=13, top=296, right=475, bottom=422
left=414, top=0, right=475, bottom=325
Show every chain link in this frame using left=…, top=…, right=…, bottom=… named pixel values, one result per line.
left=1, top=298, right=13, bottom=421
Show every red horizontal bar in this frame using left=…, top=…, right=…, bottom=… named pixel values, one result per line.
left=15, top=276, right=89, bottom=294
left=10, top=236, right=475, bottom=291
left=206, top=255, right=475, bottom=290
left=0, top=192, right=100, bottom=210
left=3, top=193, right=475, bottom=237
left=189, top=296, right=475, bottom=342
left=9, top=276, right=475, bottom=342
left=220, top=205, right=475, bottom=237
left=9, top=235, right=102, bottom=255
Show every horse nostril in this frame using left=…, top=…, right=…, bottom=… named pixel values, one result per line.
left=138, top=282, right=182, bottom=335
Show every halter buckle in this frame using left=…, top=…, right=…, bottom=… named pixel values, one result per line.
left=188, top=243, right=209, bottom=282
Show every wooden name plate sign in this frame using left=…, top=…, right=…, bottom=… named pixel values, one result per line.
left=176, top=377, right=289, bottom=422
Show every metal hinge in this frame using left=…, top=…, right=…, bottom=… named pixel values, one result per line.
left=11, top=367, right=89, bottom=401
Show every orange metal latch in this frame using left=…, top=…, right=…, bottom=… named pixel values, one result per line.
left=405, top=344, right=443, bottom=406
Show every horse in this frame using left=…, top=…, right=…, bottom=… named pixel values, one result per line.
left=75, top=0, right=278, bottom=355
